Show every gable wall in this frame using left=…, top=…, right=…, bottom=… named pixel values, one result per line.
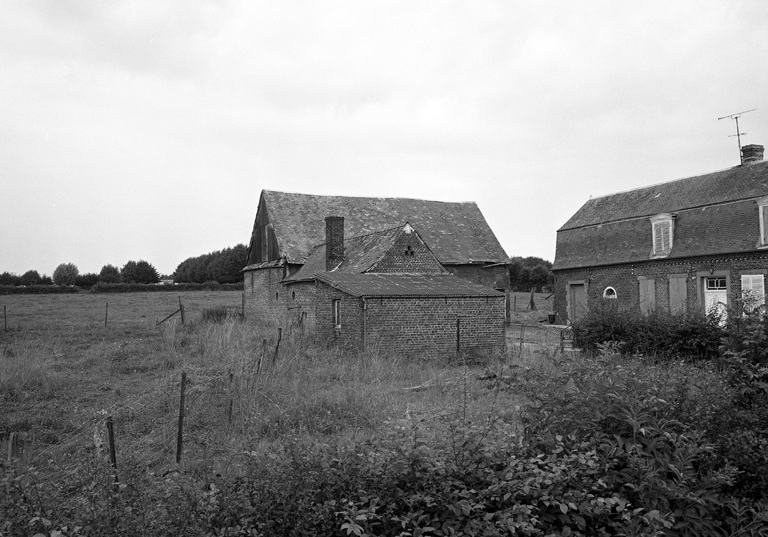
left=371, top=230, right=446, bottom=273
left=553, top=252, right=768, bottom=323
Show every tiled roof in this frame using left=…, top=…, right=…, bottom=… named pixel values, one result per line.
left=315, top=272, right=504, bottom=297
left=554, top=160, right=768, bottom=270
left=262, top=190, right=508, bottom=264
left=284, top=224, right=448, bottom=282
left=560, top=160, right=768, bottom=230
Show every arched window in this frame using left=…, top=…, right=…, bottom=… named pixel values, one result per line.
left=603, top=287, right=617, bottom=299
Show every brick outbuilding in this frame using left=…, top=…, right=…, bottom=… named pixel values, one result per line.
left=245, top=215, right=506, bottom=357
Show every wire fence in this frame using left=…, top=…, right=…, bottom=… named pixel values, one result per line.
left=506, top=323, right=574, bottom=354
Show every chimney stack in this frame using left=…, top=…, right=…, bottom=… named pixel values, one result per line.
left=325, top=216, right=344, bottom=271
left=741, top=144, right=764, bottom=164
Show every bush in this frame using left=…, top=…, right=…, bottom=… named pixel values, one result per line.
left=90, top=282, right=243, bottom=293
left=19, top=270, right=42, bottom=286
left=572, top=299, right=722, bottom=360
left=0, top=284, right=78, bottom=295
left=52, top=263, right=79, bottom=286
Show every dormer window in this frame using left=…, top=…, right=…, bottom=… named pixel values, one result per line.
left=758, top=196, right=768, bottom=247
left=650, top=213, right=674, bottom=257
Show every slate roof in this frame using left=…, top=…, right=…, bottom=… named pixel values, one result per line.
left=284, top=224, right=448, bottom=282
left=554, top=160, right=768, bottom=270
left=260, top=190, right=507, bottom=265
left=314, top=273, right=504, bottom=298
left=560, top=160, right=768, bottom=230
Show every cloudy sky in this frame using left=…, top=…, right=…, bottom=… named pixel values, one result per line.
left=2, top=1, right=767, bottom=277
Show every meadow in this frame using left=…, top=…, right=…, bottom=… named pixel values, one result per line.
left=3, top=290, right=764, bottom=536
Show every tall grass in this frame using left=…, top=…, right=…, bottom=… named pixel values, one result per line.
left=0, top=334, right=69, bottom=400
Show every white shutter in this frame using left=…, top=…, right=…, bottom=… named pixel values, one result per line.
left=741, top=274, right=765, bottom=309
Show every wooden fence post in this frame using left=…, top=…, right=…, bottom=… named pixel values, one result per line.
left=106, top=416, right=118, bottom=485
left=4, top=305, right=7, bottom=331
left=227, top=370, right=234, bottom=425
left=176, top=371, right=187, bottom=465
left=104, top=302, right=109, bottom=327
left=178, top=297, right=185, bottom=325
left=272, top=328, right=282, bottom=364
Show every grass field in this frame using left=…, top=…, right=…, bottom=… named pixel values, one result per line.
left=0, top=290, right=552, bottom=482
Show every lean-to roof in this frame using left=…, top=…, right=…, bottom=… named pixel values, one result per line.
left=315, top=272, right=504, bottom=298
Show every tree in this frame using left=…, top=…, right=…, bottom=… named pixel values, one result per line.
left=40, top=274, right=53, bottom=285
left=0, top=272, right=21, bottom=286
left=75, top=273, right=100, bottom=288
left=121, top=260, right=160, bottom=284
left=508, top=256, right=554, bottom=292
left=20, top=270, right=42, bottom=286
left=172, top=244, right=248, bottom=284
left=53, top=263, right=79, bottom=286
left=99, top=264, right=121, bottom=283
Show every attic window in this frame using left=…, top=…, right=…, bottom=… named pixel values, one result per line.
left=650, top=213, right=674, bottom=257
left=404, top=245, right=414, bottom=257
left=758, top=198, right=768, bottom=246
left=603, top=287, right=617, bottom=299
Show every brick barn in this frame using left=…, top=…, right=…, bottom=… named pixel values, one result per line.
left=553, top=144, right=768, bottom=324
left=243, top=190, right=508, bottom=356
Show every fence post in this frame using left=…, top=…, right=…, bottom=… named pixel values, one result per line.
left=106, top=416, right=118, bottom=486
left=179, top=296, right=185, bottom=325
left=176, top=371, right=187, bottom=465
left=104, top=302, right=109, bottom=327
left=227, top=370, right=234, bottom=425
left=272, top=328, right=282, bottom=364
left=4, top=305, right=6, bottom=331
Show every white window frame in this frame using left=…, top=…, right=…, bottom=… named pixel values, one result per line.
left=603, top=287, right=617, bottom=299
left=650, top=213, right=674, bottom=257
left=757, top=196, right=768, bottom=247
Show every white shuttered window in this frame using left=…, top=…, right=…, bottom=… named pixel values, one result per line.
left=741, top=274, right=765, bottom=311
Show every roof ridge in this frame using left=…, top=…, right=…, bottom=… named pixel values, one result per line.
left=588, top=163, right=745, bottom=201
left=264, top=189, right=476, bottom=205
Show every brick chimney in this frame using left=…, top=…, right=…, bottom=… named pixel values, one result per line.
left=741, top=144, right=764, bottom=164
left=325, top=216, right=344, bottom=271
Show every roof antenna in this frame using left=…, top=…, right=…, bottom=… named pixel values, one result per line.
left=718, top=108, right=756, bottom=164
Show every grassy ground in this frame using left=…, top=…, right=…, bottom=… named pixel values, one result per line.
left=0, top=290, right=557, bottom=488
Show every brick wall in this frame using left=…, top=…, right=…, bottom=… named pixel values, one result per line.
left=554, top=252, right=768, bottom=323
left=372, top=230, right=447, bottom=273
left=315, top=281, right=364, bottom=350
left=363, top=295, right=505, bottom=359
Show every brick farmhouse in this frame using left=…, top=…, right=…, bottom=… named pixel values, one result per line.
left=553, top=144, right=768, bottom=324
left=243, top=190, right=509, bottom=357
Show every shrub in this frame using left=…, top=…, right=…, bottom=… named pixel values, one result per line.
left=52, top=263, right=79, bottom=286
left=0, top=284, right=78, bottom=295
left=572, top=299, right=722, bottom=360
left=0, top=272, right=20, bottom=286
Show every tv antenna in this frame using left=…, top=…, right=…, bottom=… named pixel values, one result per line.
left=718, top=108, right=756, bottom=163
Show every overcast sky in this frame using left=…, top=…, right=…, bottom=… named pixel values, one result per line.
left=2, top=1, right=767, bottom=277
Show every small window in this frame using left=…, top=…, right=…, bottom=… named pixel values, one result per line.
left=332, top=299, right=341, bottom=328
left=292, top=291, right=296, bottom=301
left=275, top=291, right=279, bottom=301
left=650, top=214, right=674, bottom=257
left=603, top=287, right=617, bottom=299
left=741, top=274, right=765, bottom=311
left=404, top=245, right=414, bottom=257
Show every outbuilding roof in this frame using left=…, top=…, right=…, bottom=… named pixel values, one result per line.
left=314, top=272, right=504, bottom=298
left=259, top=190, right=508, bottom=265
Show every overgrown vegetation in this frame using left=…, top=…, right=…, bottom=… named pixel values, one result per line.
left=173, top=244, right=248, bottom=284
left=2, top=296, right=767, bottom=535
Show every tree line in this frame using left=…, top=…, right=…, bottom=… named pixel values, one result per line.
left=0, top=260, right=162, bottom=288
left=172, top=244, right=247, bottom=284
